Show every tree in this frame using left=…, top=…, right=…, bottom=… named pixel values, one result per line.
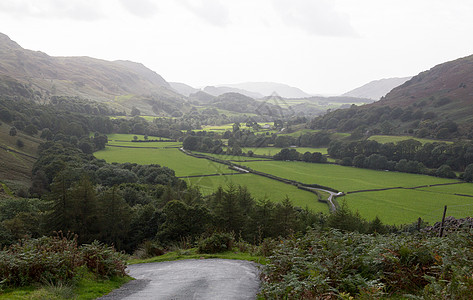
left=9, top=127, right=17, bottom=136
left=353, top=154, right=366, bottom=168
left=16, top=139, right=24, bottom=148
left=464, top=163, right=473, bottom=182
left=24, top=124, right=38, bottom=135
left=232, top=122, right=241, bottom=133
left=98, top=187, right=132, bottom=250
left=130, top=106, right=141, bottom=116
left=435, top=164, right=456, bottom=179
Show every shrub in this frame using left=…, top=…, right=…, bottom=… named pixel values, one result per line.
left=16, top=139, right=24, bottom=148
left=80, top=241, right=127, bottom=278
left=0, top=234, right=127, bottom=287
left=0, top=233, right=81, bottom=286
left=197, top=233, right=234, bottom=254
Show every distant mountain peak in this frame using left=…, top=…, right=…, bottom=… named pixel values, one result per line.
left=342, top=77, right=412, bottom=100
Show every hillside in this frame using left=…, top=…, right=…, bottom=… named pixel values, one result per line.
left=203, top=86, right=263, bottom=99
left=218, top=82, right=312, bottom=98
left=0, top=121, right=41, bottom=192
left=373, top=55, right=473, bottom=123
left=210, top=92, right=285, bottom=116
left=0, top=32, right=185, bottom=115
left=342, top=77, right=412, bottom=100
left=169, top=82, right=199, bottom=97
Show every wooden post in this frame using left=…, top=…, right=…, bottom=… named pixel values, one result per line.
left=417, top=217, right=422, bottom=231
left=439, top=205, right=447, bottom=237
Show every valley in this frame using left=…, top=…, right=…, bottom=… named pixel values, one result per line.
left=94, top=132, right=473, bottom=225
left=2, top=30, right=473, bottom=299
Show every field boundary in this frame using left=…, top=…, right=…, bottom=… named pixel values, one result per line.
left=346, top=182, right=469, bottom=196
left=0, top=144, right=37, bottom=160
left=178, top=173, right=247, bottom=179
left=107, top=145, right=180, bottom=149
left=180, top=148, right=342, bottom=212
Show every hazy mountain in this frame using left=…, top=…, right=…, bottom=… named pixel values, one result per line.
left=188, top=90, right=216, bottom=104
left=218, top=82, right=312, bottom=98
left=169, top=82, right=199, bottom=97
left=203, top=86, right=263, bottom=99
left=210, top=92, right=285, bottom=116
left=342, top=77, right=412, bottom=100
left=0, top=32, right=185, bottom=115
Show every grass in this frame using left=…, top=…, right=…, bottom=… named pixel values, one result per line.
left=128, top=248, right=267, bottom=265
left=416, top=182, right=473, bottom=196
left=184, top=173, right=328, bottom=212
left=368, top=135, right=452, bottom=145
left=340, top=188, right=473, bottom=225
left=241, top=161, right=459, bottom=192
left=237, top=160, right=468, bottom=224
left=0, top=122, right=41, bottom=190
left=94, top=147, right=237, bottom=177
left=0, top=274, right=132, bottom=300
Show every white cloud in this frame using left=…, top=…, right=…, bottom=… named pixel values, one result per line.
left=271, top=0, right=357, bottom=37
left=118, top=0, right=158, bottom=18
left=0, top=0, right=104, bottom=21
left=177, top=0, right=230, bottom=27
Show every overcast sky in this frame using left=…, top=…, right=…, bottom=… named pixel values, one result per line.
left=1, top=0, right=472, bottom=95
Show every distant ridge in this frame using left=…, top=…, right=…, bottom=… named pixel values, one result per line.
left=0, top=32, right=185, bottom=115
left=218, top=82, right=312, bottom=98
left=342, top=77, right=412, bottom=100
left=170, top=82, right=198, bottom=97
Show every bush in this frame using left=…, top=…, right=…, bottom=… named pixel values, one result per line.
left=80, top=241, right=127, bottom=278
left=197, top=233, right=234, bottom=254
left=16, top=139, right=24, bottom=148
left=0, top=234, right=127, bottom=287
left=0, top=234, right=81, bottom=286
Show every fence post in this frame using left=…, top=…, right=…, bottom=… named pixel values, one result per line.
left=439, top=205, right=447, bottom=237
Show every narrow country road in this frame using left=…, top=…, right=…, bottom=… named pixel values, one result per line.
left=99, top=259, right=261, bottom=300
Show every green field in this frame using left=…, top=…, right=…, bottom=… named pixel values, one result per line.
left=417, top=183, right=473, bottom=196
left=184, top=173, right=327, bottom=212
left=94, top=147, right=236, bottom=177
left=238, top=160, right=469, bottom=224
left=240, top=161, right=459, bottom=192
left=341, top=188, right=473, bottom=225
left=368, top=135, right=452, bottom=145
left=94, top=133, right=472, bottom=225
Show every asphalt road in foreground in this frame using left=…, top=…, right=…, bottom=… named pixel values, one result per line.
left=99, top=259, right=261, bottom=300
